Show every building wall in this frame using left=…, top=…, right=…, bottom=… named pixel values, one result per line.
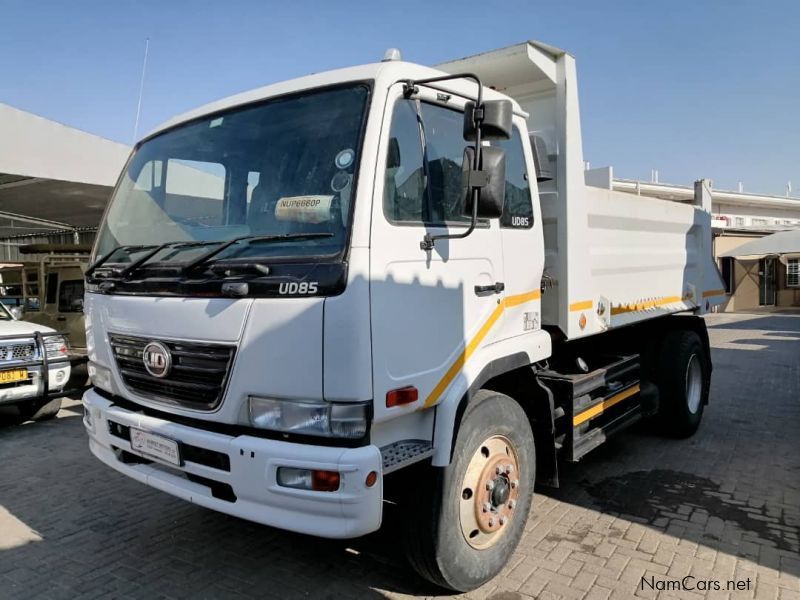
left=713, top=202, right=800, bottom=228
left=777, top=259, right=800, bottom=307
left=714, top=234, right=800, bottom=311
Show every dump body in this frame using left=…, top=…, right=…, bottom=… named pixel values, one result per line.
left=439, top=42, right=725, bottom=339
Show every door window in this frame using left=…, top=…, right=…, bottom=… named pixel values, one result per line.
left=383, top=100, right=473, bottom=227
left=58, top=280, right=85, bottom=312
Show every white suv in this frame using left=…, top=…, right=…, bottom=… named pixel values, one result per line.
left=0, top=302, right=71, bottom=423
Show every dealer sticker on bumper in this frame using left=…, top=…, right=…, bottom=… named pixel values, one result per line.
left=130, top=427, right=181, bottom=466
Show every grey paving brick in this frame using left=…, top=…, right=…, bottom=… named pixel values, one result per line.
left=1, top=312, right=799, bottom=600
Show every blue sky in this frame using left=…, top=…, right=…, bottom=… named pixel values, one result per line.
left=2, top=0, right=798, bottom=195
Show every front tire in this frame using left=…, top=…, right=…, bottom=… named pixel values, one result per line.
left=17, top=397, right=63, bottom=422
left=404, top=390, right=535, bottom=592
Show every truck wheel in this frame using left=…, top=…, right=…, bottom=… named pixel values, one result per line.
left=404, top=390, right=535, bottom=592
left=656, top=330, right=709, bottom=438
left=17, top=397, right=63, bottom=422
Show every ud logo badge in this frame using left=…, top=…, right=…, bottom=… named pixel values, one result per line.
left=142, top=341, right=172, bottom=378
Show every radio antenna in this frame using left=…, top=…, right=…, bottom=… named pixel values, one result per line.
left=132, top=37, right=150, bottom=143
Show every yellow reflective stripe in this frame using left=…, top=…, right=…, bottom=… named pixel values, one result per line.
left=569, top=300, right=593, bottom=312
left=506, top=289, right=542, bottom=307
left=703, top=289, right=726, bottom=298
left=573, top=384, right=640, bottom=426
left=610, top=296, right=683, bottom=315
left=422, top=289, right=541, bottom=409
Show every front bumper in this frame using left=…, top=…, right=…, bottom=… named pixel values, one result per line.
left=82, top=388, right=383, bottom=539
left=0, top=363, right=71, bottom=405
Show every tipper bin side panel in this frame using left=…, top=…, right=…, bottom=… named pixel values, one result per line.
left=576, top=187, right=724, bottom=332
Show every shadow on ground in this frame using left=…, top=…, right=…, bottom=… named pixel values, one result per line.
left=1, top=312, right=798, bottom=599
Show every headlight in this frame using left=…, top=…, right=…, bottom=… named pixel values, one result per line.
left=87, top=361, right=113, bottom=393
left=44, top=335, right=69, bottom=359
left=248, top=397, right=370, bottom=439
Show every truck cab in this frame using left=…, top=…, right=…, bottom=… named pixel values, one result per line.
left=83, top=42, right=723, bottom=592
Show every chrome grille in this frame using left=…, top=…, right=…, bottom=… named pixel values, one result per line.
left=109, top=334, right=235, bottom=410
left=1, top=342, right=36, bottom=362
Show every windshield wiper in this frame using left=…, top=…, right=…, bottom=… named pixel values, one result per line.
left=115, top=240, right=225, bottom=280
left=181, top=233, right=335, bottom=275
left=85, top=244, right=158, bottom=278
left=88, top=234, right=334, bottom=282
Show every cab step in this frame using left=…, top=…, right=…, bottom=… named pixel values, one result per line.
left=381, top=440, right=434, bottom=474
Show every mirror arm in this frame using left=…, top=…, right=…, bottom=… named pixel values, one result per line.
left=400, top=72, right=486, bottom=252
left=420, top=116, right=484, bottom=251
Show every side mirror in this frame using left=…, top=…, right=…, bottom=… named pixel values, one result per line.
left=9, top=306, right=23, bottom=320
left=462, top=145, right=506, bottom=219
left=463, top=100, right=513, bottom=142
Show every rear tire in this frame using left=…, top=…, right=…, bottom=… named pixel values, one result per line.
left=17, top=397, right=63, bottom=422
left=655, top=330, right=709, bottom=438
left=404, top=390, right=535, bottom=592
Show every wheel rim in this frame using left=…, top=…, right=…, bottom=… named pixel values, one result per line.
left=685, top=354, right=703, bottom=414
left=459, top=435, right=521, bottom=550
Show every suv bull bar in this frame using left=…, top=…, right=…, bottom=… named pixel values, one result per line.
left=0, top=330, right=88, bottom=400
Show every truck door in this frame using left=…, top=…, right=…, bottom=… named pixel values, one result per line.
left=370, top=85, right=504, bottom=421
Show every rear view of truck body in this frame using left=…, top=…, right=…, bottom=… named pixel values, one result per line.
left=440, top=42, right=725, bottom=339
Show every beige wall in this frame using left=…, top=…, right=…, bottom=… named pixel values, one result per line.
left=714, top=234, right=800, bottom=311
left=714, top=235, right=760, bottom=312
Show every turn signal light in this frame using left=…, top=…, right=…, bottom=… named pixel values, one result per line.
left=312, top=470, right=340, bottom=492
left=386, top=386, right=418, bottom=407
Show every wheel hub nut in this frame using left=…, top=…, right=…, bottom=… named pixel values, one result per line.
left=510, top=479, right=519, bottom=489
left=486, top=481, right=495, bottom=491
left=482, top=502, right=492, bottom=513
left=499, top=516, right=507, bottom=525
left=508, top=499, right=516, bottom=509
left=488, top=518, right=495, bottom=527
left=505, top=464, right=514, bottom=474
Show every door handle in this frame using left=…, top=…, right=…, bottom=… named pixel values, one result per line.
left=474, top=282, right=505, bottom=295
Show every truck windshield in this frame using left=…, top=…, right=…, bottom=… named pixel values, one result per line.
left=95, top=84, right=370, bottom=268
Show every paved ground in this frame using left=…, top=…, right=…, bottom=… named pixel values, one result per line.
left=1, top=312, right=799, bottom=600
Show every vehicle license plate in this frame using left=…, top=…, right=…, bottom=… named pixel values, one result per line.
left=0, top=369, right=28, bottom=384
left=130, top=427, right=181, bottom=466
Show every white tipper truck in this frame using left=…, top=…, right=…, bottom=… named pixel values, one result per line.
left=82, top=41, right=725, bottom=591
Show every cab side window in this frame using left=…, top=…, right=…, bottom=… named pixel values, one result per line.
left=58, top=280, right=85, bottom=313
left=495, top=129, right=534, bottom=229
left=383, top=100, right=474, bottom=227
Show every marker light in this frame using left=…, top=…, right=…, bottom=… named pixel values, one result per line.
left=382, top=48, right=402, bottom=62
left=386, top=386, right=418, bottom=407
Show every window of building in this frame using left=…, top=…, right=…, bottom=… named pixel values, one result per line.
left=734, top=217, right=745, bottom=227
left=720, top=257, right=735, bottom=294
left=45, top=272, right=58, bottom=305
left=58, top=280, right=85, bottom=312
left=788, top=259, right=799, bottom=288
left=752, top=218, right=768, bottom=226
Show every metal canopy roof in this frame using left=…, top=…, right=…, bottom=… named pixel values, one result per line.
left=0, top=103, right=129, bottom=238
left=720, top=228, right=800, bottom=260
